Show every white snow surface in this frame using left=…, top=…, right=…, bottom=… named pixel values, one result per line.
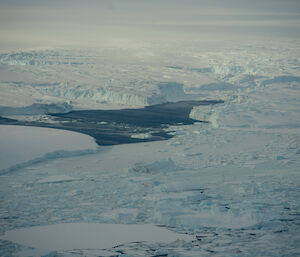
left=0, top=40, right=300, bottom=256
left=0, top=125, right=98, bottom=173
left=1, top=223, right=193, bottom=254
left=0, top=49, right=189, bottom=110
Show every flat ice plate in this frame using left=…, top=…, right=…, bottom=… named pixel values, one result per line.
left=1, top=223, right=194, bottom=251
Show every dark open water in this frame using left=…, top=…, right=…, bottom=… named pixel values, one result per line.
left=0, top=100, right=223, bottom=145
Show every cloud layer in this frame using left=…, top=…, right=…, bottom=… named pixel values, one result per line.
left=0, top=0, right=299, bottom=50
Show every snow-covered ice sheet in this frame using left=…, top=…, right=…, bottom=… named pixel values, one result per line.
left=190, top=77, right=300, bottom=132
left=0, top=125, right=98, bottom=173
left=0, top=39, right=300, bottom=256
left=0, top=223, right=193, bottom=256
left=0, top=49, right=191, bottom=110
left=1, top=126, right=299, bottom=256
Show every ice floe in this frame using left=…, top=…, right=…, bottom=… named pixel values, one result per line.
left=0, top=223, right=194, bottom=256
left=0, top=125, right=98, bottom=173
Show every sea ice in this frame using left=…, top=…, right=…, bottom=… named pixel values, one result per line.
left=0, top=125, right=98, bottom=173
left=36, top=175, right=78, bottom=184
left=0, top=40, right=299, bottom=256
left=0, top=223, right=194, bottom=252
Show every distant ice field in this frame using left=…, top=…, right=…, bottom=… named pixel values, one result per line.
left=0, top=40, right=299, bottom=256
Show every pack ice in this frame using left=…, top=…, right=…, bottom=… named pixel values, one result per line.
left=0, top=40, right=299, bottom=256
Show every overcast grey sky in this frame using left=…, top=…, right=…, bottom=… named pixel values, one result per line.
left=0, top=0, right=299, bottom=50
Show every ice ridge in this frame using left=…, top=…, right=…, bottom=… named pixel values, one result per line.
left=0, top=148, right=99, bottom=175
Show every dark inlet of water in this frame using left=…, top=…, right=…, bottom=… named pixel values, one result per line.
left=0, top=100, right=223, bottom=145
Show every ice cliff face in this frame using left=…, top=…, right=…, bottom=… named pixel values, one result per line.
left=0, top=49, right=191, bottom=109
left=190, top=105, right=220, bottom=128
left=0, top=42, right=299, bottom=114
left=38, top=82, right=186, bottom=107
left=157, top=82, right=186, bottom=101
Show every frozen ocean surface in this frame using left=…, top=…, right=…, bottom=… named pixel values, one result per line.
left=1, top=223, right=193, bottom=256
left=0, top=125, right=98, bottom=173
left=0, top=130, right=299, bottom=256
left=0, top=39, right=299, bottom=256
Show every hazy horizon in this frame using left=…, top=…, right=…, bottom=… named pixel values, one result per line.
left=1, top=0, right=299, bottom=51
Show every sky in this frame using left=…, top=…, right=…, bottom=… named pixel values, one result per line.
left=0, top=0, right=299, bottom=50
